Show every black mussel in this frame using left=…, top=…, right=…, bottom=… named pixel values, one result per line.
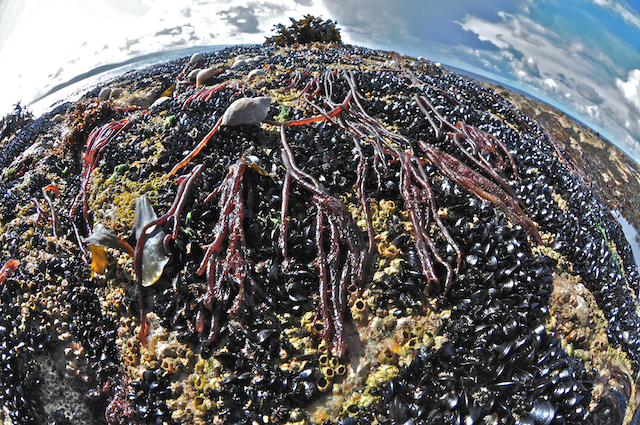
left=529, top=399, right=555, bottom=425
left=515, top=416, right=535, bottom=425
left=586, top=391, right=627, bottom=425
left=389, top=395, right=409, bottom=423
left=440, top=392, right=458, bottom=410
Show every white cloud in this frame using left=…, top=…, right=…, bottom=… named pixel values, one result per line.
left=616, top=69, right=640, bottom=112
left=542, top=78, right=558, bottom=91
left=591, top=0, right=640, bottom=32
left=585, top=105, right=601, bottom=120
left=320, top=0, right=417, bottom=47
left=0, top=0, right=330, bottom=116
left=522, top=56, right=540, bottom=77
left=575, top=82, right=604, bottom=104
left=459, top=10, right=640, bottom=162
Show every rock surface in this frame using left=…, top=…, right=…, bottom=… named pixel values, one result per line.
left=0, top=43, right=639, bottom=425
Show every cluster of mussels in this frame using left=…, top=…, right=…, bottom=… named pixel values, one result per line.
left=0, top=43, right=639, bottom=425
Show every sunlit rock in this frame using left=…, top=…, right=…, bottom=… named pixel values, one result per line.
left=221, top=97, right=271, bottom=127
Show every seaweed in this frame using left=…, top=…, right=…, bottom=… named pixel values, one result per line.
left=264, top=15, right=341, bottom=46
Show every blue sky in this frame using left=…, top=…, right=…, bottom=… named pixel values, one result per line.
left=1, top=0, right=640, bottom=163
left=321, top=0, right=640, bottom=162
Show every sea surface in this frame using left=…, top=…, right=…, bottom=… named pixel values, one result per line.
left=28, top=45, right=231, bottom=117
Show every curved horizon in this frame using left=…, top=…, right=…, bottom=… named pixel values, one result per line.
left=2, top=0, right=640, bottom=164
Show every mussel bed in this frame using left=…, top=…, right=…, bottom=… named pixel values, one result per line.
left=0, top=43, right=639, bottom=425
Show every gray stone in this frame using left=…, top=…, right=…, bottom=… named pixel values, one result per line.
left=150, top=96, right=171, bottom=108
left=98, top=87, right=111, bottom=100
left=221, top=97, right=271, bottom=127
left=109, top=87, right=123, bottom=98
left=247, top=69, right=266, bottom=81
left=196, top=68, right=218, bottom=86
left=189, top=52, right=203, bottom=65
left=187, top=68, right=201, bottom=81
left=232, top=59, right=246, bottom=69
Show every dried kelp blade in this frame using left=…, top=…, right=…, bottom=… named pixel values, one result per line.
left=82, top=223, right=134, bottom=257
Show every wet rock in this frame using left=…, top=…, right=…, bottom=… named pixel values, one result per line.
left=2, top=42, right=640, bottom=425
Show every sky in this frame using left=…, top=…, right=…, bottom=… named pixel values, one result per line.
left=1, top=0, right=640, bottom=163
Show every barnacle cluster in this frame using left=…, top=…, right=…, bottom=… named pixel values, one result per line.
left=1, top=42, right=640, bottom=425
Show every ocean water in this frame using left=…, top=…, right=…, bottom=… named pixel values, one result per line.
left=28, top=45, right=231, bottom=117
left=611, top=210, right=640, bottom=267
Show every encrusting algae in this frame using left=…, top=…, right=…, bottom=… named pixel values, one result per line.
left=0, top=36, right=640, bottom=425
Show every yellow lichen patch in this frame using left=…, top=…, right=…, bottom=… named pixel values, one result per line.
left=90, top=171, right=168, bottom=232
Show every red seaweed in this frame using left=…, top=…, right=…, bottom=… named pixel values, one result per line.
left=419, top=141, right=542, bottom=244
left=276, top=68, right=538, bottom=299
left=279, top=124, right=366, bottom=357
left=42, top=184, right=60, bottom=238
left=398, top=152, right=460, bottom=292
left=69, top=118, right=135, bottom=260
left=31, top=184, right=60, bottom=238
left=415, top=95, right=521, bottom=202
left=181, top=79, right=236, bottom=109
left=196, top=160, right=256, bottom=343
left=151, top=66, right=542, bottom=356
left=0, top=259, right=19, bottom=289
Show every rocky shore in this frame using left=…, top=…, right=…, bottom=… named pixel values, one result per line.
left=0, top=43, right=639, bottom=425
